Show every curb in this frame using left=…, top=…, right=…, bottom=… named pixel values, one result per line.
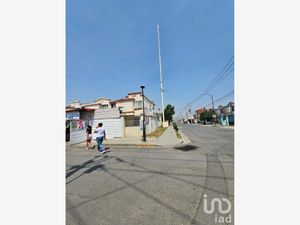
left=178, top=129, right=191, bottom=145
left=174, top=129, right=192, bottom=149
left=68, top=141, right=161, bottom=149
left=106, top=143, right=159, bottom=148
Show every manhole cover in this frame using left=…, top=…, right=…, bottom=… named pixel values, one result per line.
left=175, top=144, right=198, bottom=151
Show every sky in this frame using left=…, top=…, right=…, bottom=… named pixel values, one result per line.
left=66, top=0, right=234, bottom=117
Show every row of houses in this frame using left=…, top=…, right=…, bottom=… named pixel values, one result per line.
left=194, top=102, right=235, bottom=126
left=66, top=92, right=162, bottom=144
left=214, top=102, right=234, bottom=126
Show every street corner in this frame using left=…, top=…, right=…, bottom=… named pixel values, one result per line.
left=178, top=129, right=191, bottom=145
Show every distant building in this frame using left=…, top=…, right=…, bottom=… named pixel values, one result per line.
left=217, top=102, right=234, bottom=126
left=195, top=108, right=206, bottom=120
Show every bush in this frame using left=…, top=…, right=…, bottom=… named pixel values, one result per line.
left=173, top=122, right=178, bottom=132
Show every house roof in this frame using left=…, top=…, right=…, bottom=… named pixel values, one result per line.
left=94, top=97, right=111, bottom=102
left=81, top=107, right=95, bottom=111
left=66, top=107, right=77, bottom=112
left=83, top=102, right=101, bottom=107
left=127, top=91, right=142, bottom=95
left=195, top=108, right=205, bottom=113
left=111, top=98, right=135, bottom=103
left=66, top=107, right=95, bottom=112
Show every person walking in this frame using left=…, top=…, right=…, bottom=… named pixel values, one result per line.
left=94, top=123, right=106, bottom=154
left=85, top=125, right=92, bottom=150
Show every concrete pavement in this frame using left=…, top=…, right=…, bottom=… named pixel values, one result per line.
left=66, top=124, right=234, bottom=225
left=150, top=125, right=182, bottom=147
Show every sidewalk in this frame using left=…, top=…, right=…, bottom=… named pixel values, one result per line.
left=71, top=126, right=183, bottom=149
left=150, top=125, right=182, bottom=147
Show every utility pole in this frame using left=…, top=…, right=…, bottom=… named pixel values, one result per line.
left=210, top=94, right=215, bottom=111
left=157, top=24, right=165, bottom=125
left=204, top=93, right=215, bottom=125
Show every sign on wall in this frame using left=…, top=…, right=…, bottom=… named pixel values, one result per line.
left=66, top=112, right=80, bottom=120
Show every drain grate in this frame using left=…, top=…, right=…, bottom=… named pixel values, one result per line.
left=175, top=144, right=198, bottom=151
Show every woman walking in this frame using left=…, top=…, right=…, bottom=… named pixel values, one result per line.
left=94, top=123, right=106, bottom=154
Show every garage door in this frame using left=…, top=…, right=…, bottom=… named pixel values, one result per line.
left=92, top=118, right=122, bottom=139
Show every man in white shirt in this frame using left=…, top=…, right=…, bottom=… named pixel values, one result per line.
left=94, top=123, right=106, bottom=154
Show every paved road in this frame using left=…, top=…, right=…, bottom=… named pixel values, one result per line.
left=66, top=124, right=234, bottom=225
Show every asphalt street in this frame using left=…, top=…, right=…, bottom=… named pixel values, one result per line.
left=66, top=124, right=234, bottom=225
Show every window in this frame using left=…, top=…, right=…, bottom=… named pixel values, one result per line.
left=134, top=101, right=142, bottom=108
left=125, top=116, right=140, bottom=127
left=100, top=104, right=109, bottom=109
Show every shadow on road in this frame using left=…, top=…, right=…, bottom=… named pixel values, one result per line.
left=66, top=155, right=113, bottom=185
left=175, top=144, right=198, bottom=151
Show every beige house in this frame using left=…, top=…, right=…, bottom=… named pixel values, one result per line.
left=82, top=97, right=112, bottom=109
left=111, top=92, right=160, bottom=138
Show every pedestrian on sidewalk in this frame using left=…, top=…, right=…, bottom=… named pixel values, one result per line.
left=85, top=125, right=92, bottom=150
left=94, top=123, right=106, bottom=154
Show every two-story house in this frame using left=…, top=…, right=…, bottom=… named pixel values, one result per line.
left=111, top=92, right=159, bottom=138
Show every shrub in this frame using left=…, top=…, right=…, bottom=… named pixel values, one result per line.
left=173, top=122, right=178, bottom=132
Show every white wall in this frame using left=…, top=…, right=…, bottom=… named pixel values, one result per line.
left=92, top=118, right=122, bottom=139
left=69, top=129, right=86, bottom=144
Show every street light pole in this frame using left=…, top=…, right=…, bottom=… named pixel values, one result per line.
left=140, top=85, right=146, bottom=142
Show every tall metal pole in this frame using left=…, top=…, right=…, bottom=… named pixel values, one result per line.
left=157, top=24, right=165, bottom=124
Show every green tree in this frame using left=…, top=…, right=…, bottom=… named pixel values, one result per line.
left=200, top=109, right=213, bottom=122
left=164, top=104, right=175, bottom=123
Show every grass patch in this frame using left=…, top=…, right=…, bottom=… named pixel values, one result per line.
left=147, top=126, right=167, bottom=138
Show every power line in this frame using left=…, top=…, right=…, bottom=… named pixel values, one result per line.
left=188, top=56, right=234, bottom=105
left=202, top=90, right=234, bottom=108
left=204, top=57, right=234, bottom=93
left=206, top=66, right=234, bottom=92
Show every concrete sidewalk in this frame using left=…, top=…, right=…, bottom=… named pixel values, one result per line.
left=72, top=126, right=182, bottom=149
left=150, top=125, right=182, bottom=147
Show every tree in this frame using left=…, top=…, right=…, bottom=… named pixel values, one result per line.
left=164, top=104, right=175, bottom=123
left=200, top=109, right=213, bottom=123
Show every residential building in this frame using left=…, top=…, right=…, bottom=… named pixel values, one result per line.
left=82, top=97, right=112, bottom=109
left=111, top=92, right=159, bottom=138
left=217, top=102, right=235, bottom=126
left=66, top=92, right=160, bottom=143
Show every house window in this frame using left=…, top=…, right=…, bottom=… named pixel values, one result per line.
left=134, top=101, right=142, bottom=108
left=125, top=116, right=140, bottom=127
left=100, top=104, right=109, bottom=109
